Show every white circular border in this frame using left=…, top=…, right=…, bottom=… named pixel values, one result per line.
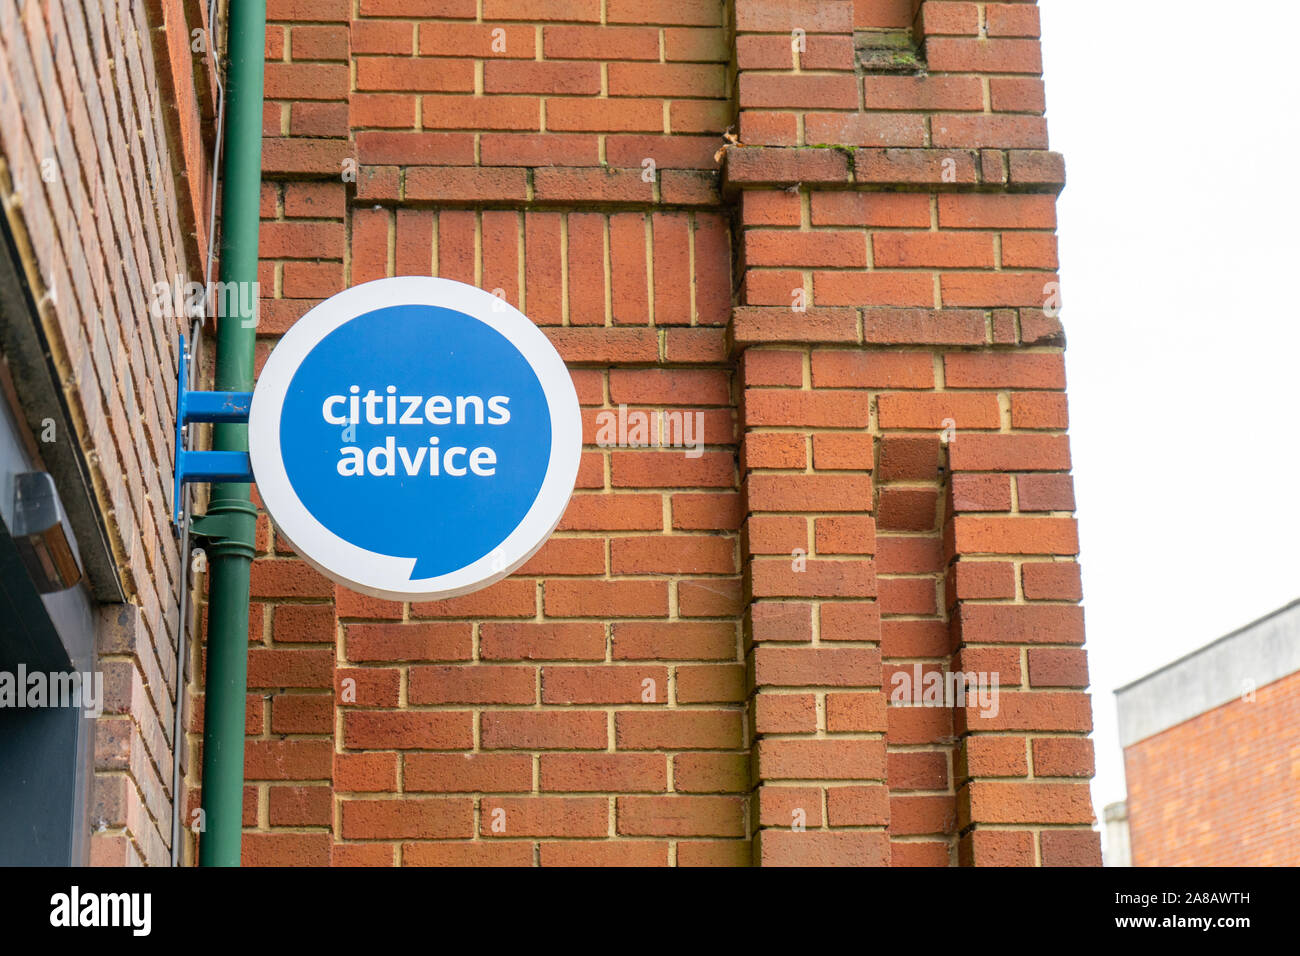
left=248, top=276, right=582, bottom=602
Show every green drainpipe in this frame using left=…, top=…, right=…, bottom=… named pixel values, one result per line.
left=197, top=0, right=267, bottom=867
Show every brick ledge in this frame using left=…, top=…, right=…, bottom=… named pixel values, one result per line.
left=722, top=146, right=1064, bottom=193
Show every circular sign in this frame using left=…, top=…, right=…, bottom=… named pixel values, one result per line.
left=249, top=276, right=582, bottom=601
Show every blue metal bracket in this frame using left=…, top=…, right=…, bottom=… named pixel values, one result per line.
left=173, top=335, right=254, bottom=525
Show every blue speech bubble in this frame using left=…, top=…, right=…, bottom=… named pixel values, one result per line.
left=278, top=304, right=551, bottom=579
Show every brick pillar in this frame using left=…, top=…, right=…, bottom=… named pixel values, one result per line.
left=946, top=406, right=1099, bottom=866
left=734, top=0, right=891, bottom=868
left=732, top=0, right=1098, bottom=865
left=738, top=334, right=890, bottom=866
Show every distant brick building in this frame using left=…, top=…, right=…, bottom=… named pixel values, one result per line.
left=0, top=0, right=1098, bottom=866
left=1116, top=600, right=1300, bottom=867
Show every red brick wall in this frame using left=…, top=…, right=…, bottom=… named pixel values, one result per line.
left=0, top=0, right=214, bottom=863
left=181, top=0, right=1098, bottom=866
left=1124, top=670, right=1300, bottom=867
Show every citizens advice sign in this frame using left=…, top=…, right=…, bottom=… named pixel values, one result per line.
left=248, top=276, right=582, bottom=601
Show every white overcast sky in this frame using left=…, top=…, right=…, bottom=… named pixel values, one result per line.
left=1038, top=0, right=1300, bottom=836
